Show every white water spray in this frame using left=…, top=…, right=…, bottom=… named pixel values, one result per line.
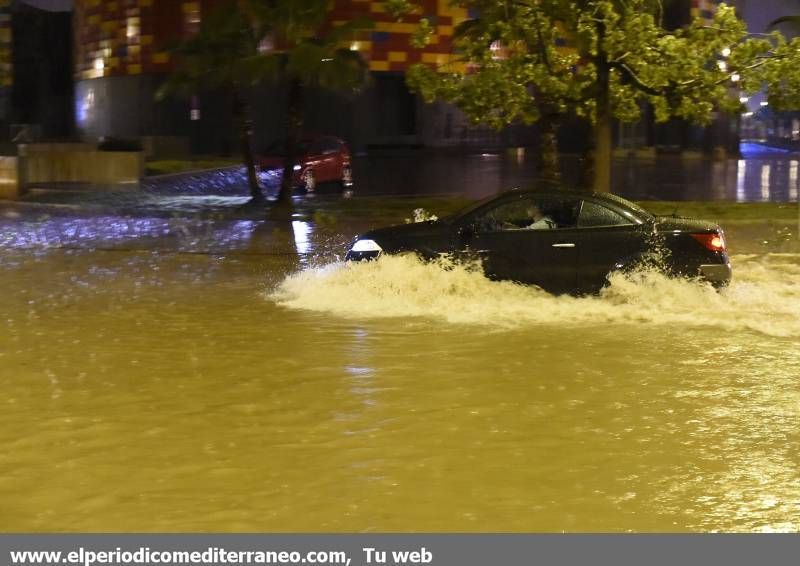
left=271, top=253, right=800, bottom=337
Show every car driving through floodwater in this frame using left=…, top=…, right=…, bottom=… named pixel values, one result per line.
left=345, top=188, right=732, bottom=295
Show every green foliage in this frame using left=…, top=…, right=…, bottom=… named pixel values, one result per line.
left=406, top=1, right=800, bottom=128
left=158, top=0, right=373, bottom=99
left=411, top=18, right=434, bottom=48
left=156, top=4, right=260, bottom=98
left=384, top=0, right=414, bottom=20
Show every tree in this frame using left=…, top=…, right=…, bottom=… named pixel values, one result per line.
left=245, top=0, right=372, bottom=210
left=405, top=1, right=800, bottom=193
left=158, top=4, right=265, bottom=202
left=159, top=0, right=372, bottom=209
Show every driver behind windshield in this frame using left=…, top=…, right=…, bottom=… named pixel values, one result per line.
left=524, top=204, right=556, bottom=230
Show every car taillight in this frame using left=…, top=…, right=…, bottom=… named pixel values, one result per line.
left=690, top=232, right=726, bottom=252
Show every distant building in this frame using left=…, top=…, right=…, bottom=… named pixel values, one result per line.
left=0, top=0, right=72, bottom=145
left=4, top=0, right=786, bottom=154
left=71, top=0, right=526, bottom=154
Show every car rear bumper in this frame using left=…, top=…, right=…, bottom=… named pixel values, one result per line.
left=699, top=262, right=732, bottom=286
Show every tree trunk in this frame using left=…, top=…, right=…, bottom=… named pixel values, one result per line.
left=593, top=104, right=613, bottom=194
left=538, top=112, right=561, bottom=187
left=592, top=23, right=613, bottom=194
left=234, top=92, right=264, bottom=202
left=277, top=77, right=305, bottom=208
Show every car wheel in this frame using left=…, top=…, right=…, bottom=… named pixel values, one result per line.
left=341, top=164, right=353, bottom=188
left=302, top=169, right=316, bottom=193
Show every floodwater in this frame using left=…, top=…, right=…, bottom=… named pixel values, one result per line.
left=138, top=142, right=800, bottom=203
left=1, top=204, right=798, bottom=533
left=348, top=142, right=800, bottom=202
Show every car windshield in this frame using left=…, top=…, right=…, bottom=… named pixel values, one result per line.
left=601, top=193, right=655, bottom=221
left=441, top=193, right=508, bottom=223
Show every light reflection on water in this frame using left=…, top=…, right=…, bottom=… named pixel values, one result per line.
left=0, top=216, right=262, bottom=251
left=346, top=148, right=800, bottom=202
left=0, top=244, right=799, bottom=532
left=133, top=147, right=800, bottom=203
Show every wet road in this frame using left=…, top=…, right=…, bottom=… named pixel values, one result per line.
left=131, top=142, right=800, bottom=204
left=2, top=142, right=799, bottom=531
left=350, top=143, right=800, bottom=202
left=0, top=200, right=799, bottom=532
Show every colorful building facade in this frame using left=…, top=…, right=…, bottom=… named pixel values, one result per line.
left=73, top=0, right=469, bottom=79
left=71, top=0, right=484, bottom=150
left=70, top=0, right=737, bottom=153
left=1, top=0, right=72, bottom=142
left=691, top=0, right=719, bottom=21
left=0, top=0, right=12, bottom=122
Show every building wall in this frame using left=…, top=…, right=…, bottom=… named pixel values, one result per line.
left=0, top=0, right=12, bottom=125
left=74, top=0, right=206, bottom=81
left=72, top=0, right=478, bottom=149
left=0, top=1, right=74, bottom=142
left=327, top=0, right=467, bottom=72
left=691, top=0, right=720, bottom=21
left=73, top=0, right=748, bottom=153
left=73, top=0, right=469, bottom=80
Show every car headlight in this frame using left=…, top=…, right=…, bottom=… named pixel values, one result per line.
left=350, top=239, right=382, bottom=253
left=293, top=165, right=302, bottom=171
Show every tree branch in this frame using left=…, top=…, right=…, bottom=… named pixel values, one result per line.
left=608, top=61, right=663, bottom=96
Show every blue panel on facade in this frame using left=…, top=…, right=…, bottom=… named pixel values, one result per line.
left=372, top=31, right=390, bottom=42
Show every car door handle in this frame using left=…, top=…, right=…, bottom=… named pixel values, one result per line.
left=552, top=243, right=576, bottom=248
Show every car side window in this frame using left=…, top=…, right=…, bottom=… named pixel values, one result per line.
left=578, top=201, right=633, bottom=227
left=474, top=197, right=579, bottom=232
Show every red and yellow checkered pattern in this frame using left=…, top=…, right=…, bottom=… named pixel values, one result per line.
left=74, top=0, right=470, bottom=79
left=74, top=0, right=210, bottom=79
left=690, top=0, right=719, bottom=23
left=0, top=0, right=12, bottom=88
left=327, top=0, right=469, bottom=72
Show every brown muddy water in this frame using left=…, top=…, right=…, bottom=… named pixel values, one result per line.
left=0, top=208, right=798, bottom=532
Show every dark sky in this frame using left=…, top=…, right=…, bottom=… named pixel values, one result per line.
left=19, top=0, right=73, bottom=11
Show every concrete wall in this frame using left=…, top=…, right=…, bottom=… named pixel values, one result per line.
left=0, top=155, right=19, bottom=199
left=21, top=143, right=144, bottom=185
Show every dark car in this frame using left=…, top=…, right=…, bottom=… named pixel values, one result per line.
left=257, top=136, right=352, bottom=193
left=345, top=189, right=732, bottom=295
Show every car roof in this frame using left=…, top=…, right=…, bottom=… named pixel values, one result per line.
left=453, top=187, right=654, bottom=221
left=506, top=187, right=602, bottom=199
left=504, top=187, right=647, bottom=208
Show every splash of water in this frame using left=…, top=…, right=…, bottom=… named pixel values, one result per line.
left=270, top=253, right=800, bottom=337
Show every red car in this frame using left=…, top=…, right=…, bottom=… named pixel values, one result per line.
left=257, top=136, right=353, bottom=193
